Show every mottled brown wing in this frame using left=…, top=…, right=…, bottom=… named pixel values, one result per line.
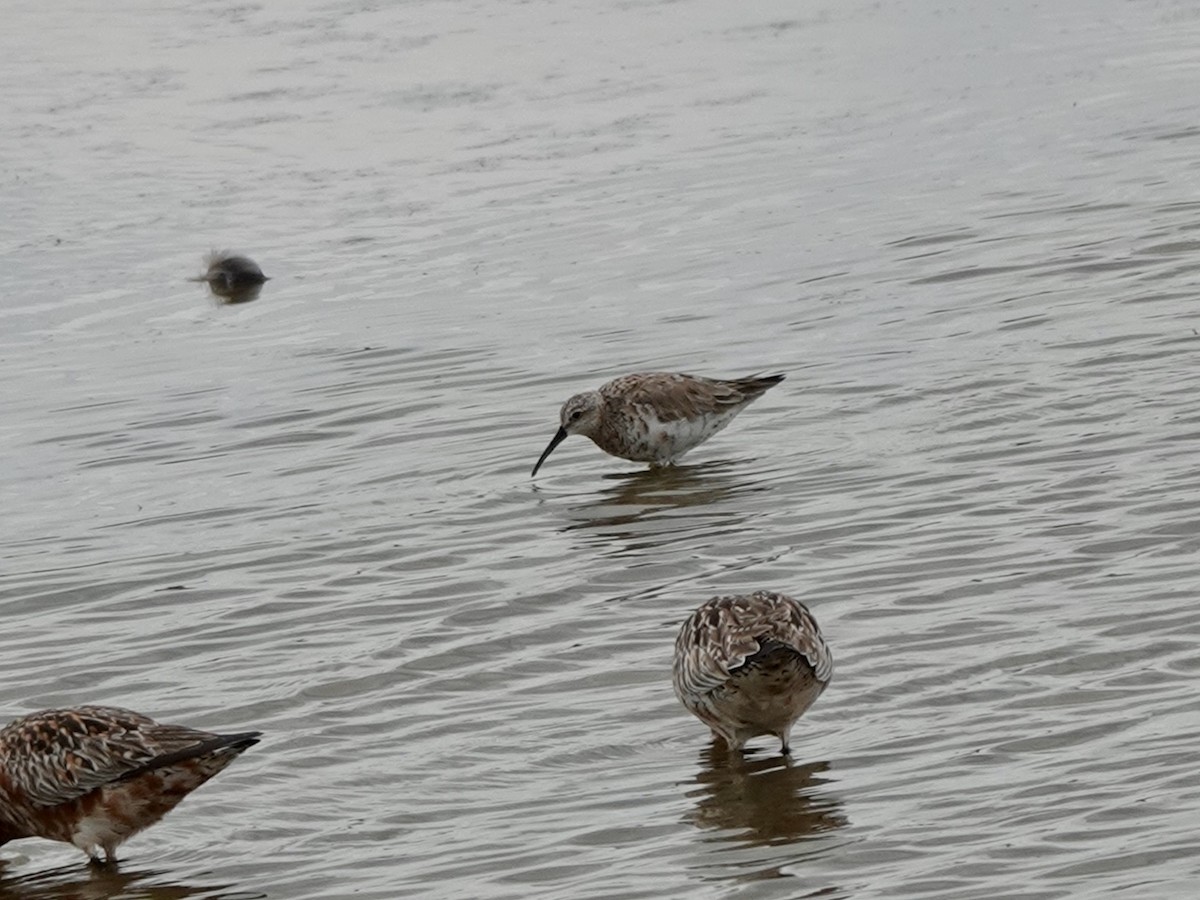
left=0, top=706, right=217, bottom=808
left=747, top=591, right=833, bottom=683
left=605, top=373, right=782, bottom=423
left=673, top=592, right=832, bottom=700
left=601, top=373, right=730, bottom=422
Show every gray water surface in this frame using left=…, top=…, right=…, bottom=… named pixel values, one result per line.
left=3, top=1, right=1200, bottom=898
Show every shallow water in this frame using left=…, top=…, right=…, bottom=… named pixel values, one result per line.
left=3, top=0, right=1200, bottom=897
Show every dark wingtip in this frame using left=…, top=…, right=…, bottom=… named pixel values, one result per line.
left=737, top=372, right=785, bottom=384
left=223, top=730, right=263, bottom=752
left=115, top=729, right=262, bottom=783
left=735, top=372, right=786, bottom=398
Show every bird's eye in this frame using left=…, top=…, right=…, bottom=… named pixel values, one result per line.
left=569, top=410, right=582, bottom=422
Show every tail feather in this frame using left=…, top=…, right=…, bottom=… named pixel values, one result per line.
left=738, top=638, right=799, bottom=671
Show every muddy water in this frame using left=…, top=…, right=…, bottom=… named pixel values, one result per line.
left=3, top=0, right=1200, bottom=897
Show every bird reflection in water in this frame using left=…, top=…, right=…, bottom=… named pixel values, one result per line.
left=560, top=459, right=771, bottom=536
left=0, top=860, right=258, bottom=900
left=685, top=743, right=846, bottom=847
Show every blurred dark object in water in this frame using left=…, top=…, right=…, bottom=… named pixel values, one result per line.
left=190, top=250, right=269, bottom=303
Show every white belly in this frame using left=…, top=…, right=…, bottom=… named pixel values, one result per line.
left=644, top=409, right=741, bottom=463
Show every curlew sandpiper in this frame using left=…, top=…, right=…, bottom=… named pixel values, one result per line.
left=672, top=591, right=831, bottom=755
left=531, top=372, right=784, bottom=476
left=0, top=705, right=260, bottom=864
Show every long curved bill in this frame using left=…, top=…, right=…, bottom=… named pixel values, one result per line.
left=531, top=426, right=569, bottom=477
